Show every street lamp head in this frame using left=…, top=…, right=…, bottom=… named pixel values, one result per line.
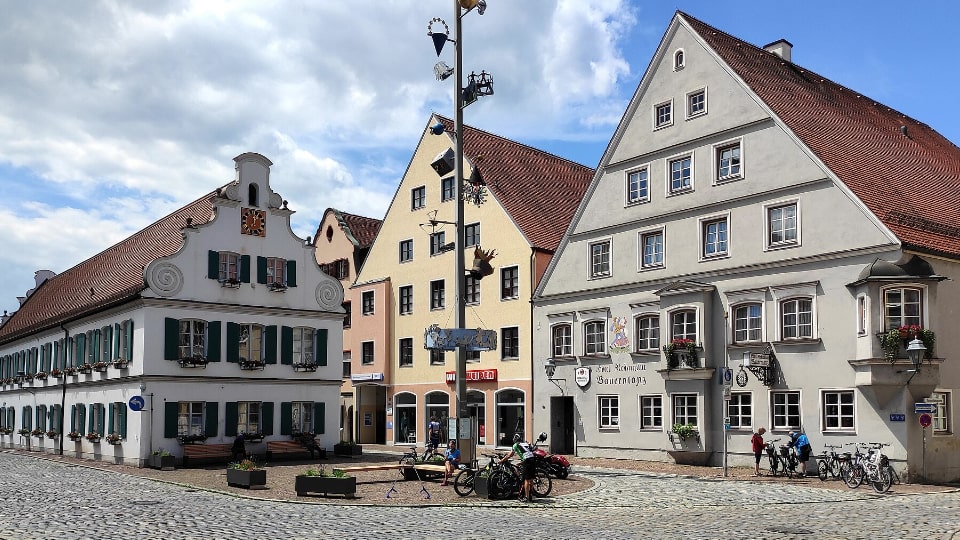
left=544, top=358, right=556, bottom=378
left=906, top=338, right=927, bottom=369
left=429, top=122, right=446, bottom=136
left=433, top=62, right=454, bottom=81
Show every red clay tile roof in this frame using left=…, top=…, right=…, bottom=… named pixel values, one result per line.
left=435, top=115, right=594, bottom=251
left=680, top=11, right=960, bottom=258
left=0, top=191, right=219, bottom=344
left=325, top=209, right=382, bottom=249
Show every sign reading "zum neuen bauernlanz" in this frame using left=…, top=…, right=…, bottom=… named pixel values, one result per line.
left=595, top=363, right=647, bottom=387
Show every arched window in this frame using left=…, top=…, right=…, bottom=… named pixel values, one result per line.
left=635, top=315, right=660, bottom=351
left=670, top=309, right=697, bottom=341
left=674, top=49, right=685, bottom=70
left=732, top=303, right=763, bottom=344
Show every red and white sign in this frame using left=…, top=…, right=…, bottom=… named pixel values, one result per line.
left=445, top=369, right=498, bottom=384
left=919, top=413, right=933, bottom=428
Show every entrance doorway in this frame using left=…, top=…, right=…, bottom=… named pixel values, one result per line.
left=549, top=395, right=575, bottom=455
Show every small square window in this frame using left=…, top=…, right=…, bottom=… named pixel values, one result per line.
left=669, top=157, right=692, bottom=193
left=767, top=203, right=798, bottom=247
left=627, top=167, right=649, bottom=204
left=590, top=240, right=611, bottom=278
left=655, top=102, right=673, bottom=128
left=599, top=395, right=620, bottom=429
left=717, top=143, right=741, bottom=181
left=687, top=89, right=706, bottom=118
left=640, top=395, right=662, bottom=429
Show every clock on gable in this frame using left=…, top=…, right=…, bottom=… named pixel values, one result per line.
left=241, top=207, right=266, bottom=237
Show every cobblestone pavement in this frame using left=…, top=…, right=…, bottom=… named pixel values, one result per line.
left=1, top=450, right=959, bottom=540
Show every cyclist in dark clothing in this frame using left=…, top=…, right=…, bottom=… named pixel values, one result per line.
left=500, top=433, right=536, bottom=502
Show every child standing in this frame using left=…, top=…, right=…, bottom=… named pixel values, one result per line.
left=751, top=427, right=766, bottom=476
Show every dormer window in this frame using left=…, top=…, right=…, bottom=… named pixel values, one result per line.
left=674, top=49, right=685, bottom=70
left=248, top=184, right=259, bottom=207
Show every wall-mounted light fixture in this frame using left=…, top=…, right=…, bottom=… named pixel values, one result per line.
left=905, top=338, right=927, bottom=383
left=544, top=358, right=556, bottom=378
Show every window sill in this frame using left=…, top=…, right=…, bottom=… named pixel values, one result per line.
left=578, top=354, right=611, bottom=361
left=764, top=242, right=800, bottom=252
left=771, top=338, right=821, bottom=346
left=501, top=357, right=520, bottom=362
left=667, top=188, right=693, bottom=197
left=629, top=351, right=660, bottom=360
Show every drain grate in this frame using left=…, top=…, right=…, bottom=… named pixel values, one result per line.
left=130, top=500, right=161, bottom=506
left=766, top=526, right=814, bottom=535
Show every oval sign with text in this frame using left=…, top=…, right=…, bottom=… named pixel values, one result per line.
left=574, top=367, right=590, bottom=388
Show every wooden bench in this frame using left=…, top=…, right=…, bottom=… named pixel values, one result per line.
left=266, top=440, right=324, bottom=462
left=181, top=443, right=233, bottom=468
left=337, top=462, right=448, bottom=481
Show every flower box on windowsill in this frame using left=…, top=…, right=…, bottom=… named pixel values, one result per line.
left=67, top=431, right=82, bottom=442
left=35, top=372, right=48, bottom=381
left=177, top=434, right=208, bottom=445
left=268, top=282, right=288, bottom=293
left=105, top=433, right=122, bottom=445
left=77, top=364, right=93, bottom=375
left=179, top=356, right=208, bottom=368
left=239, top=359, right=265, bottom=371
left=221, top=278, right=241, bottom=289
left=31, top=429, right=44, bottom=438
left=85, top=432, right=101, bottom=443
left=46, top=430, right=58, bottom=440
left=22, top=373, right=34, bottom=382
left=50, top=369, right=63, bottom=379
left=91, top=362, right=109, bottom=372
left=241, top=432, right=264, bottom=443
left=112, top=359, right=129, bottom=369
left=293, top=362, right=318, bottom=372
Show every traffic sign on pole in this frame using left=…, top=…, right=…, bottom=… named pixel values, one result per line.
left=128, top=396, right=145, bottom=412
left=915, top=402, right=937, bottom=414
left=919, top=413, right=933, bottom=428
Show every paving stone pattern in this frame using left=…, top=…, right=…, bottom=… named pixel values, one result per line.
left=1, top=450, right=959, bottom=539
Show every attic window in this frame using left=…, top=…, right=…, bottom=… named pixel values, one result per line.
left=248, top=184, right=259, bottom=207
left=674, top=50, right=685, bottom=70
left=326, top=226, right=334, bottom=242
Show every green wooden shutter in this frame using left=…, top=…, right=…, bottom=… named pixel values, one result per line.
left=280, top=402, right=292, bottom=435
left=76, top=334, right=86, bottom=365
left=205, top=402, right=219, bottom=438
left=164, top=402, right=179, bottom=438
left=92, top=331, right=100, bottom=364
left=98, top=404, right=106, bottom=435
left=87, top=404, right=95, bottom=433
left=313, top=402, right=325, bottom=435
left=164, top=318, right=180, bottom=360
left=108, top=405, right=115, bottom=436
left=207, top=321, right=221, bottom=362
left=124, top=320, right=134, bottom=361
left=239, top=255, right=251, bottom=283
left=113, top=323, right=121, bottom=360
left=71, top=405, right=76, bottom=433
left=261, top=402, right=274, bottom=435
left=226, top=323, right=240, bottom=363
left=79, top=405, right=86, bottom=435
left=280, top=326, right=293, bottom=365
left=47, top=406, right=54, bottom=431
left=208, top=250, right=220, bottom=280
left=256, top=256, right=267, bottom=284
left=316, top=329, right=328, bottom=367
left=286, top=260, right=297, bottom=287
left=119, top=406, right=127, bottom=438
left=103, top=326, right=113, bottom=362
left=264, top=326, right=277, bottom=365
left=225, top=402, right=238, bottom=437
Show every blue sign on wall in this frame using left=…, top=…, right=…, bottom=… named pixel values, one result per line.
left=128, top=396, right=145, bottom=412
left=889, top=414, right=906, bottom=422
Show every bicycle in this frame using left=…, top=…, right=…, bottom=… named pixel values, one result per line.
left=489, top=456, right=553, bottom=500
left=817, top=444, right=846, bottom=481
left=764, top=439, right=798, bottom=478
left=842, top=442, right=891, bottom=493
left=453, top=453, right=499, bottom=497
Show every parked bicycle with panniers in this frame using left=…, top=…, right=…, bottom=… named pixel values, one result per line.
left=765, top=438, right=800, bottom=478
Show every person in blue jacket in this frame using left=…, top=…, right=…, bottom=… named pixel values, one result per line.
left=787, top=430, right=812, bottom=476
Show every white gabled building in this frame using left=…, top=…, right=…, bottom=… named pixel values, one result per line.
left=0, top=152, right=344, bottom=466
left=533, top=12, right=960, bottom=483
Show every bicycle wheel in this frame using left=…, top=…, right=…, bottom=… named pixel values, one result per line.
left=817, top=460, right=828, bottom=481
left=453, top=468, right=476, bottom=497
left=886, top=465, right=901, bottom=485
left=830, top=459, right=842, bottom=480
left=844, top=464, right=864, bottom=488
left=532, top=469, right=553, bottom=497
left=768, top=453, right=780, bottom=476
left=871, top=467, right=891, bottom=494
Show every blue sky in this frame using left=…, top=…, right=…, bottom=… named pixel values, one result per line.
left=0, top=0, right=958, bottom=317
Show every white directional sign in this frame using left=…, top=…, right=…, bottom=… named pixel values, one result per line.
left=914, top=402, right=938, bottom=414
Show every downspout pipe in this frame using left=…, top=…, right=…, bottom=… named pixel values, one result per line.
left=58, top=324, right=69, bottom=456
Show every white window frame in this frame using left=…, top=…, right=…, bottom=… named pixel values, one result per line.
left=671, top=393, right=698, bottom=427
left=771, top=391, right=801, bottom=431
left=857, top=295, right=868, bottom=336
left=398, top=285, right=413, bottom=315
left=639, top=227, right=665, bottom=270
left=399, top=239, right=414, bottom=263
left=237, top=401, right=262, bottom=435
left=598, top=395, right=620, bottom=429
left=771, top=282, right=819, bottom=342
left=178, top=402, right=205, bottom=437
left=266, top=257, right=286, bottom=286
left=500, top=266, right=519, bottom=300
left=673, top=49, right=685, bottom=70
left=583, top=319, right=606, bottom=356
left=398, top=338, right=412, bottom=367
left=292, top=327, right=315, bottom=365
left=218, top=252, right=240, bottom=283
left=411, top=185, right=426, bottom=210
left=640, top=395, right=662, bottom=430
left=464, top=275, right=480, bottom=305
left=179, top=319, right=207, bottom=359
left=882, top=285, right=924, bottom=331
left=238, top=323, right=265, bottom=363
left=430, top=279, right=445, bottom=310
left=361, top=290, right=375, bottom=315
left=764, top=199, right=801, bottom=250
left=699, top=213, right=730, bottom=260
left=666, top=154, right=694, bottom=194
left=686, top=87, right=706, bottom=118
left=821, top=389, right=856, bottom=432
left=501, top=327, right=520, bottom=360
left=551, top=323, right=573, bottom=358
left=589, top=238, right=612, bottom=279
left=291, top=402, right=314, bottom=435
left=929, top=391, right=951, bottom=434
left=634, top=314, right=660, bottom=352
left=727, top=392, right=752, bottom=430
left=625, top=165, right=650, bottom=205
left=732, top=302, right=763, bottom=344
left=780, top=297, right=814, bottom=340
left=669, top=309, right=698, bottom=342
left=714, top=139, right=743, bottom=182
left=654, top=100, right=674, bottom=129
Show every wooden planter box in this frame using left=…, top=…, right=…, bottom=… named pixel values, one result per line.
left=473, top=474, right=492, bottom=499
left=333, top=443, right=362, bottom=457
left=150, top=454, right=176, bottom=470
left=226, top=468, right=267, bottom=489
left=666, top=450, right=713, bottom=466
left=295, top=475, right=356, bottom=498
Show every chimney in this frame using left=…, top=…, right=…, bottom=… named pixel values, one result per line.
left=763, top=39, right=793, bottom=62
